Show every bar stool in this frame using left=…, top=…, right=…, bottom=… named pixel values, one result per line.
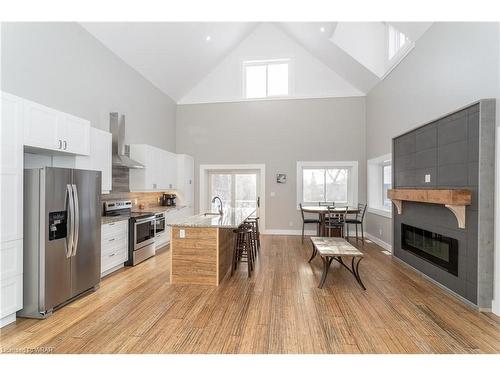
left=244, top=216, right=260, bottom=255
left=232, top=224, right=255, bottom=277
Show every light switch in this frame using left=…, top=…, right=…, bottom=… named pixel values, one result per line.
left=425, top=174, right=431, bottom=183
left=179, top=229, right=185, bottom=238
left=270, top=192, right=276, bottom=197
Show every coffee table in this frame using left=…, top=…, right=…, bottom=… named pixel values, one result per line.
left=309, top=237, right=366, bottom=289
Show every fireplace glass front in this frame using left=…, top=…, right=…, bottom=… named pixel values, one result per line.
left=401, top=224, right=458, bottom=276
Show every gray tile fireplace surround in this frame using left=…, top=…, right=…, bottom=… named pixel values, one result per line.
left=392, top=99, right=495, bottom=309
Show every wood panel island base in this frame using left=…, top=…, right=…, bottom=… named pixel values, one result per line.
left=168, top=208, right=255, bottom=286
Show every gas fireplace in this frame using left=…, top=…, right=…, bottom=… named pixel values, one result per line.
left=401, top=224, right=458, bottom=276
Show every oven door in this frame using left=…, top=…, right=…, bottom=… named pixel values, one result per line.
left=134, top=217, right=156, bottom=250
left=155, top=217, right=165, bottom=236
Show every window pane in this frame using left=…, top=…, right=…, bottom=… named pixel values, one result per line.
left=210, top=174, right=232, bottom=211
left=388, top=26, right=397, bottom=59
left=267, top=63, right=288, bottom=96
left=325, top=168, right=348, bottom=203
left=303, top=169, right=325, bottom=202
left=383, top=165, right=392, bottom=207
left=245, top=65, right=267, bottom=98
left=235, top=174, right=257, bottom=210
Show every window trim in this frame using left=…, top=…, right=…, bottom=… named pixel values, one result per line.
left=243, top=58, right=291, bottom=99
left=382, top=162, right=392, bottom=209
left=367, top=153, right=392, bottom=218
left=296, top=161, right=358, bottom=209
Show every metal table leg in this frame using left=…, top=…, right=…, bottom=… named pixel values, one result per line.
left=308, top=242, right=317, bottom=263
left=318, top=256, right=333, bottom=288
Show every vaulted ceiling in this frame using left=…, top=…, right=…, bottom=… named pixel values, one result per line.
left=81, top=22, right=433, bottom=103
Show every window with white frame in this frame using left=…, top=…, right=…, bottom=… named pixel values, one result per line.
left=297, top=161, right=358, bottom=207
left=387, top=24, right=409, bottom=61
left=244, top=59, right=289, bottom=99
left=368, top=154, right=392, bottom=218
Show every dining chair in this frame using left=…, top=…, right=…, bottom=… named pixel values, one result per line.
left=299, top=203, right=320, bottom=243
left=325, top=206, right=348, bottom=238
left=345, top=203, right=367, bottom=243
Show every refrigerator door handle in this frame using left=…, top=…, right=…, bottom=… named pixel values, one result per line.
left=71, top=184, right=80, bottom=257
left=66, top=184, right=75, bottom=258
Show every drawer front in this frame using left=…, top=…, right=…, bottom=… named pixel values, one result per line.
left=155, top=232, right=169, bottom=248
left=1, top=239, right=23, bottom=281
left=0, top=274, right=22, bottom=318
left=101, top=249, right=128, bottom=274
left=102, top=237, right=128, bottom=256
left=101, top=221, right=128, bottom=238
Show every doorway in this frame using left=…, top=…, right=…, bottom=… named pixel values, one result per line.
left=199, top=164, right=266, bottom=232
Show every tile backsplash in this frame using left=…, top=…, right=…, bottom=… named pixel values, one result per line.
left=101, top=191, right=176, bottom=212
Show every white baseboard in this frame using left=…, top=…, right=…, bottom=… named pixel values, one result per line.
left=0, top=313, right=16, bottom=328
left=263, top=229, right=369, bottom=238
left=365, top=232, right=392, bottom=252
left=262, top=229, right=316, bottom=236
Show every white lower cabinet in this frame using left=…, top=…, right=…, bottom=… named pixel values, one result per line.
left=101, top=221, right=128, bottom=277
left=0, top=239, right=23, bottom=327
left=155, top=231, right=169, bottom=249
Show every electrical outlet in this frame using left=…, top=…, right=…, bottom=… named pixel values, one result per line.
left=425, top=174, right=431, bottom=183
left=270, top=192, right=276, bottom=197
left=379, top=228, right=382, bottom=236
left=179, top=229, right=185, bottom=238
left=289, top=221, right=294, bottom=227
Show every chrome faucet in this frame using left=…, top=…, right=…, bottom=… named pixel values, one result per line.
left=211, top=196, right=224, bottom=215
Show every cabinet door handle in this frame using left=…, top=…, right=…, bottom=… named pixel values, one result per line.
left=63, top=140, right=67, bottom=150
left=109, top=253, right=116, bottom=257
left=58, top=140, right=62, bottom=149
left=108, top=223, right=115, bottom=226
left=108, top=238, right=115, bottom=242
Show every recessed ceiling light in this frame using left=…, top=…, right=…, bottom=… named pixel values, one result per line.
left=320, top=27, right=326, bottom=33
left=205, top=35, right=211, bottom=42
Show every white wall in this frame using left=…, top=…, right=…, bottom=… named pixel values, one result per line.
left=1, top=22, right=177, bottom=152
left=365, top=22, right=499, bottom=249
left=179, top=23, right=363, bottom=104
left=331, top=22, right=387, bottom=78
left=176, top=97, right=366, bottom=232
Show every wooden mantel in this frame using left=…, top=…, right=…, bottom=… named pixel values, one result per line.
left=387, top=189, right=472, bottom=229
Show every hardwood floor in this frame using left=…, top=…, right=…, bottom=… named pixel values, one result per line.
left=1, top=235, right=499, bottom=354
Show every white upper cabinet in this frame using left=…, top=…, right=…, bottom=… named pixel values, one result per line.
left=23, top=100, right=59, bottom=151
left=129, top=144, right=178, bottom=192
left=23, top=99, right=89, bottom=155
left=74, top=128, right=112, bottom=194
left=58, top=113, right=90, bottom=155
left=1, top=92, right=24, bottom=242
left=176, top=154, right=194, bottom=208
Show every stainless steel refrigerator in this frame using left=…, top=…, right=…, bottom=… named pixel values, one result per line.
left=19, top=167, right=101, bottom=319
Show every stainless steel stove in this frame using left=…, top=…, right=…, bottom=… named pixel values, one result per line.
left=104, top=200, right=156, bottom=266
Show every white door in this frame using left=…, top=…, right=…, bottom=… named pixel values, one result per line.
left=208, top=170, right=260, bottom=217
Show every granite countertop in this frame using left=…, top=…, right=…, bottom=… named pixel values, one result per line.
left=101, top=216, right=129, bottom=225
left=142, top=205, right=187, bottom=214
left=101, top=205, right=188, bottom=225
left=167, top=208, right=255, bottom=229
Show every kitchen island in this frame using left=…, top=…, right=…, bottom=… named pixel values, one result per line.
left=167, top=208, right=255, bottom=286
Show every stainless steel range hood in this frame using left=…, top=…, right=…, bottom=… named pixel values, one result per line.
left=110, top=112, right=144, bottom=169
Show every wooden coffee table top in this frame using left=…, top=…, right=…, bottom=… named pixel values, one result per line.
left=310, top=237, right=364, bottom=257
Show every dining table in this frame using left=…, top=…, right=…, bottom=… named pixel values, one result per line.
left=301, top=205, right=360, bottom=237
